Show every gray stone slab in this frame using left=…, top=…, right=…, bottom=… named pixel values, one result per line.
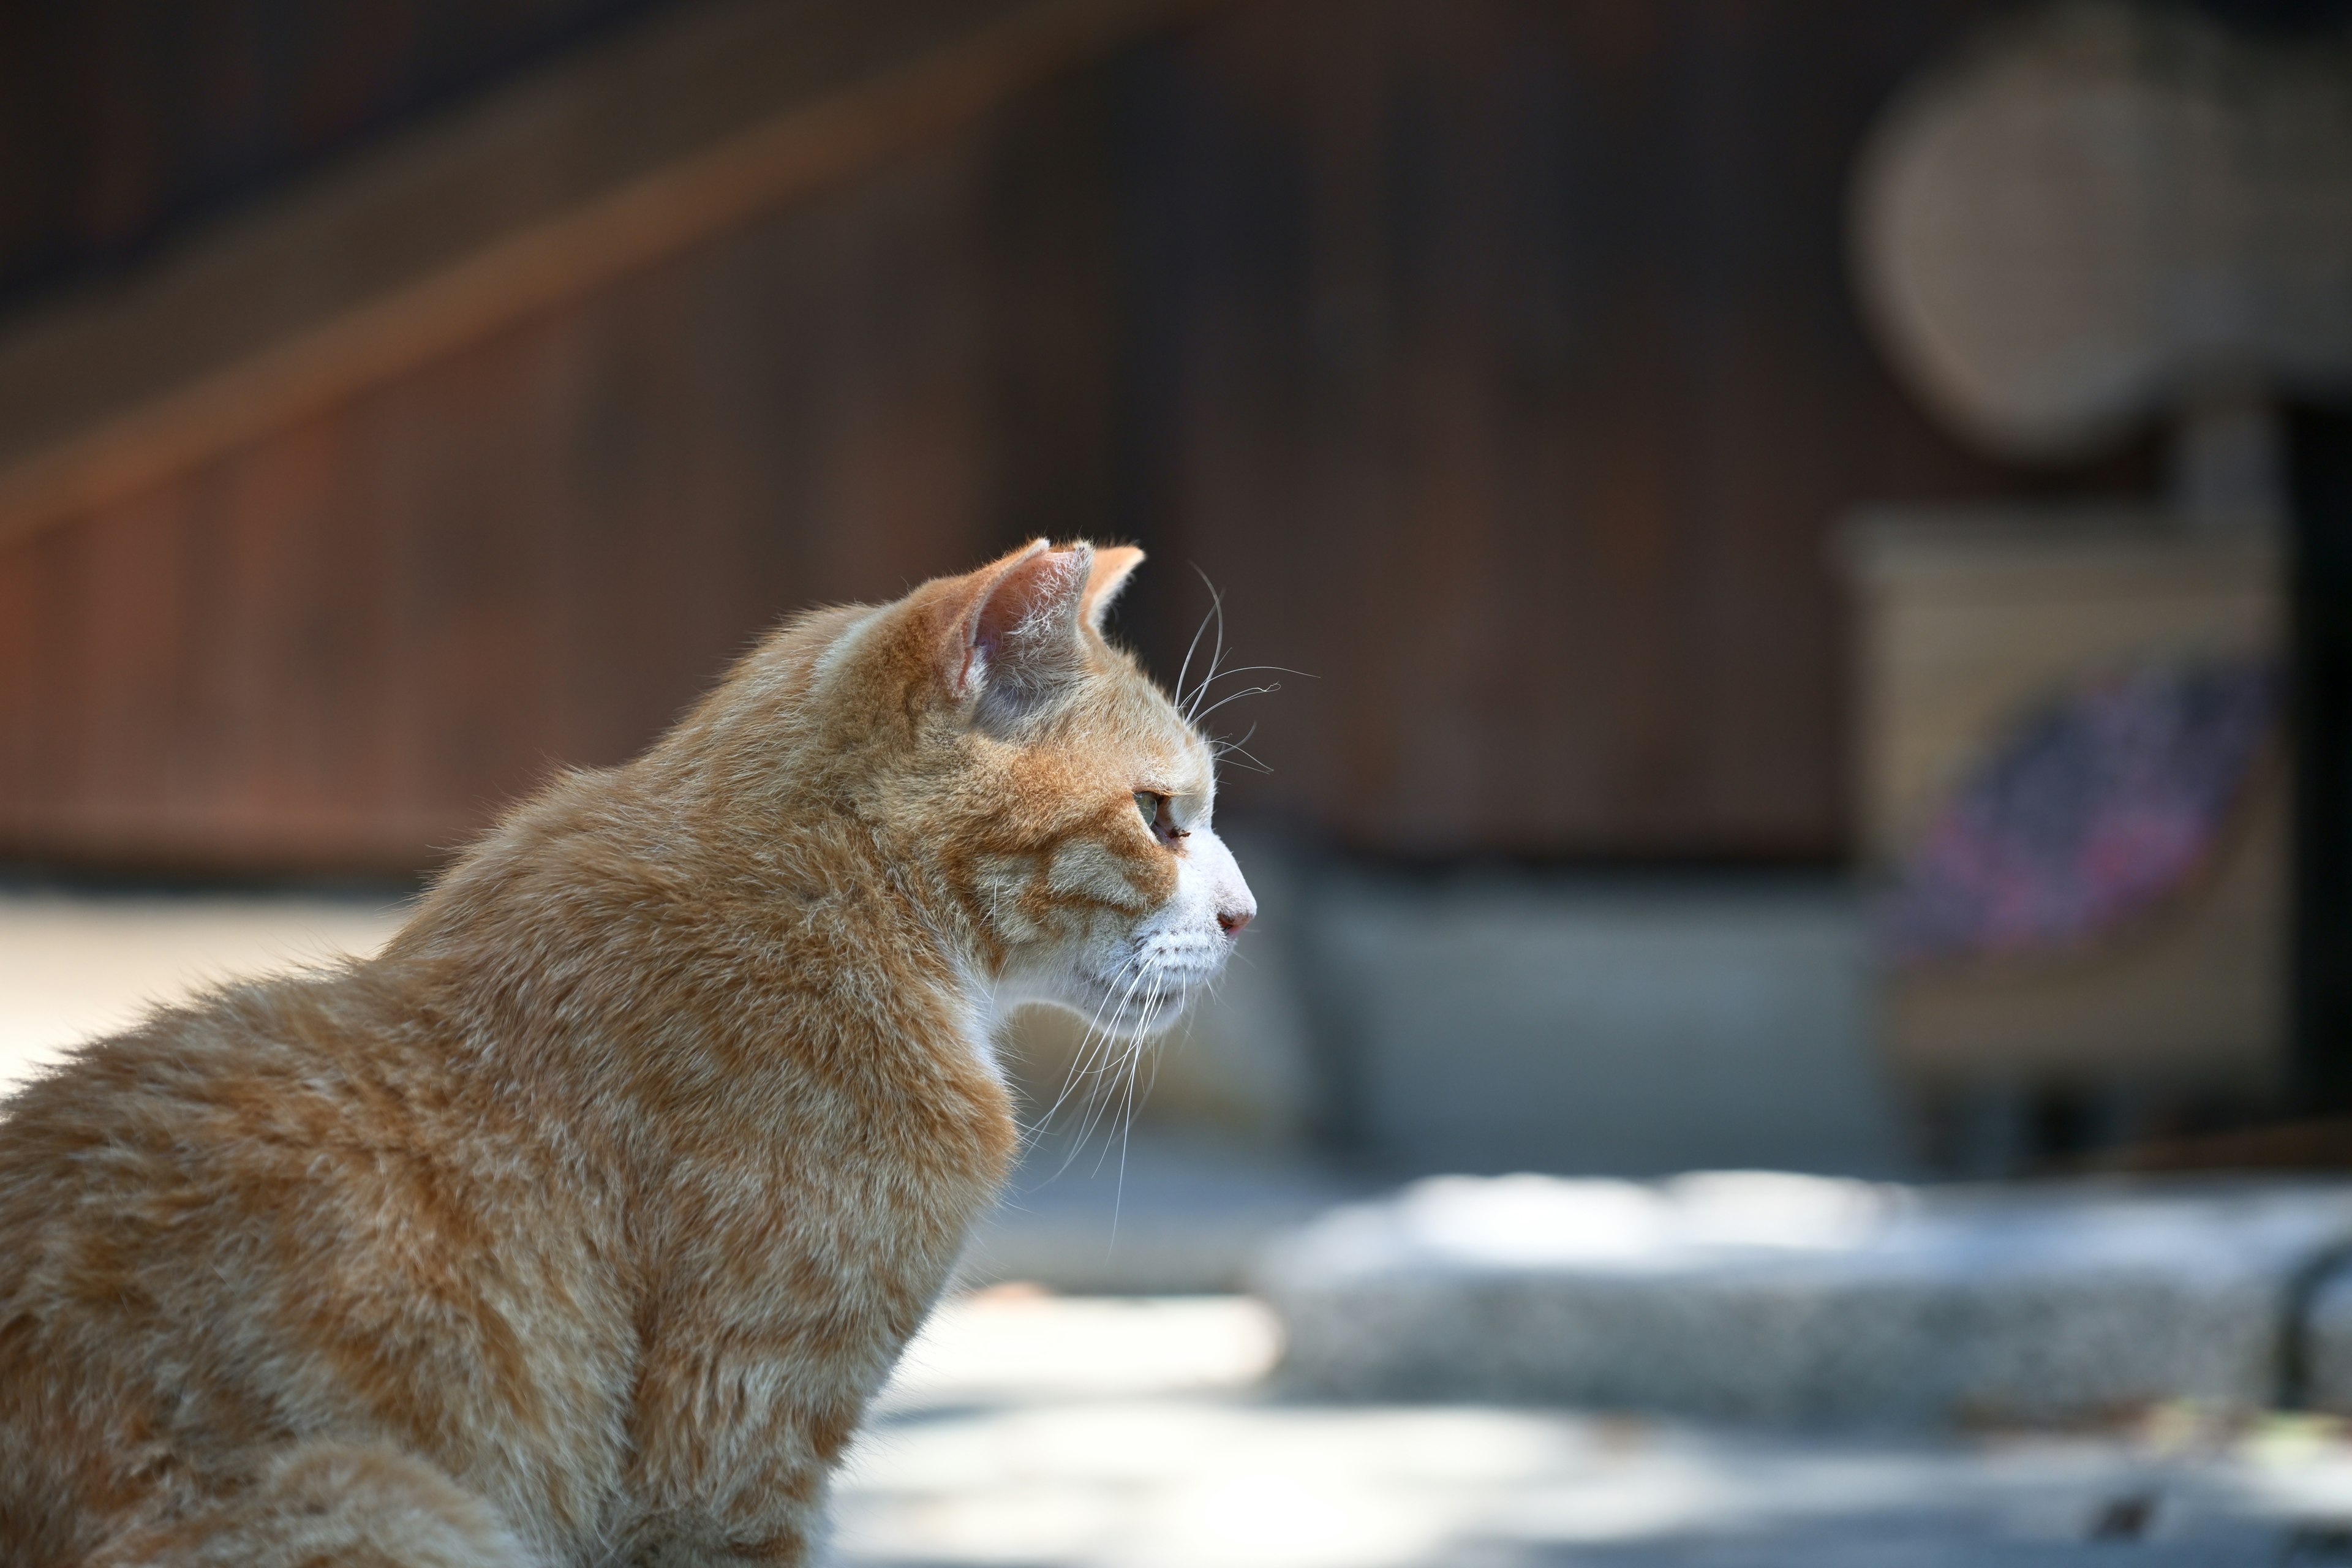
left=1308, top=873, right=1911, bottom=1178
left=1256, top=1174, right=2352, bottom=1425
left=2294, top=1261, right=2352, bottom=1417
left=955, top=1134, right=1369, bottom=1294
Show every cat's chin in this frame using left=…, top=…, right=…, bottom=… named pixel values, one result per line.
left=997, top=943, right=1226, bottom=1040
left=1097, top=984, right=1194, bottom=1040
left=1042, top=972, right=1203, bottom=1041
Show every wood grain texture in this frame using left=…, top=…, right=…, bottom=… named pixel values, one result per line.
left=0, top=0, right=680, bottom=316
left=0, top=0, right=1224, bottom=551
left=1111, top=0, right=2100, bottom=859
left=0, top=78, right=1117, bottom=872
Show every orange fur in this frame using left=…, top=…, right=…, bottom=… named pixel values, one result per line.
left=0, top=542, right=1254, bottom=1567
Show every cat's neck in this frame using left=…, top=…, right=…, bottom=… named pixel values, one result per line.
left=384, top=758, right=998, bottom=1129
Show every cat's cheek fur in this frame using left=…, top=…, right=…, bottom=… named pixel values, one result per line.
left=1006, top=824, right=1253, bottom=1039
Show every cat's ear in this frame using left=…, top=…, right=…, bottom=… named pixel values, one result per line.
left=1081, top=545, right=1144, bottom=634
left=940, top=540, right=1093, bottom=709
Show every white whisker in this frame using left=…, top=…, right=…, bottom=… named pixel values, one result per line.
left=1055, top=961, right=1155, bottom=1177
left=1194, top=663, right=1316, bottom=687
left=1172, top=569, right=1224, bottom=723
left=1191, top=683, right=1279, bottom=723
left=1182, top=568, right=1229, bottom=725
left=1026, top=953, right=1140, bottom=1140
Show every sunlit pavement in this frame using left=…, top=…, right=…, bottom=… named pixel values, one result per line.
left=0, top=888, right=409, bottom=1092
left=838, top=1292, right=2352, bottom=1568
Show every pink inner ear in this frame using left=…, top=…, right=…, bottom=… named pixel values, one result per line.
left=1081, top=546, right=1144, bottom=631
left=961, top=544, right=1090, bottom=695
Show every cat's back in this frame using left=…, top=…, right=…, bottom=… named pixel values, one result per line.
left=0, top=962, right=633, bottom=1564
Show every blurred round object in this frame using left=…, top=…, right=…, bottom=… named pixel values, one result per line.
left=1852, top=1, right=2352, bottom=461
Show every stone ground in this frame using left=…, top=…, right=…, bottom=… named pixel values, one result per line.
left=841, top=1292, right=2352, bottom=1568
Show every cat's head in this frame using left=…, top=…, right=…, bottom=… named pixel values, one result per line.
left=821, top=541, right=1254, bottom=1039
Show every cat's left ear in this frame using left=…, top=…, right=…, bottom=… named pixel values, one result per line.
left=1081, top=546, right=1144, bottom=634
left=940, top=540, right=1093, bottom=711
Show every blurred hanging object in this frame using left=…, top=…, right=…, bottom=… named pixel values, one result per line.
left=1851, top=0, right=2352, bottom=529
left=1877, top=655, right=2279, bottom=965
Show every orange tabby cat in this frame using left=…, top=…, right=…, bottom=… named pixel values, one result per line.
left=0, top=541, right=1254, bottom=1567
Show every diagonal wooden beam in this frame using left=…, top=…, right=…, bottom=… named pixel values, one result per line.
left=0, top=0, right=1235, bottom=551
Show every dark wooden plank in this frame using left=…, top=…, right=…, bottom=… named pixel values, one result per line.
left=0, top=524, right=84, bottom=846
left=0, top=0, right=682, bottom=315
left=1114, top=0, right=2046, bottom=860
left=62, top=484, right=201, bottom=840
left=0, top=81, right=1073, bottom=872
left=367, top=330, right=575, bottom=837
left=0, top=0, right=1244, bottom=552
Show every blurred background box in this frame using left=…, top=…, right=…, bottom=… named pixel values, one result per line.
left=1308, top=868, right=1905, bottom=1180
left=1844, top=507, right=2287, bottom=1115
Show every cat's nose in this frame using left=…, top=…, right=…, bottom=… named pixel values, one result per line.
left=1217, top=905, right=1253, bottom=937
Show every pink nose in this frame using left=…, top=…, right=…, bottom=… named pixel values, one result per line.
left=1218, top=908, right=1253, bottom=937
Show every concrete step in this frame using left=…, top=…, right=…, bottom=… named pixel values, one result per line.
left=1256, top=1174, right=2352, bottom=1427
left=956, top=1134, right=1372, bottom=1295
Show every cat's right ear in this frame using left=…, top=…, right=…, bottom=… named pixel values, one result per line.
left=1081, top=546, right=1144, bottom=633
left=935, top=540, right=1094, bottom=712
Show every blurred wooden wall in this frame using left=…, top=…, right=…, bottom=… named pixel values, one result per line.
left=0, top=68, right=1118, bottom=871
left=1110, top=0, right=2092, bottom=861
left=0, top=0, right=684, bottom=318
left=0, top=0, right=2159, bottom=875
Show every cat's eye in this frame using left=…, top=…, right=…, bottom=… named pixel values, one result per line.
left=1134, top=791, right=1187, bottom=845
